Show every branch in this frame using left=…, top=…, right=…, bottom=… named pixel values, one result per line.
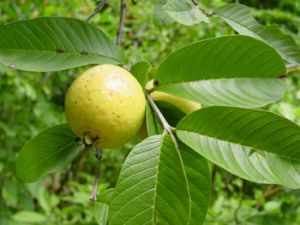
left=146, top=91, right=178, bottom=147
left=263, top=186, right=283, bottom=199
left=286, top=63, right=298, bottom=70
left=191, top=0, right=198, bottom=5
left=90, top=148, right=102, bottom=201
left=191, top=0, right=212, bottom=16
left=234, top=182, right=244, bottom=225
left=87, top=0, right=106, bottom=22
left=116, top=0, right=127, bottom=46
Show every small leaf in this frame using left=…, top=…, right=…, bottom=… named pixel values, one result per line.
left=130, top=61, right=151, bottom=89
left=12, top=211, right=47, bottom=223
left=0, top=17, right=123, bottom=72
left=2, top=180, right=18, bottom=207
left=215, top=4, right=300, bottom=65
left=98, top=188, right=114, bottom=204
left=158, top=78, right=285, bottom=108
left=146, top=103, right=164, bottom=136
left=163, top=0, right=209, bottom=26
left=153, top=2, right=174, bottom=27
left=16, top=124, right=84, bottom=183
left=94, top=202, right=109, bottom=225
left=109, top=135, right=191, bottom=225
left=155, top=36, right=285, bottom=85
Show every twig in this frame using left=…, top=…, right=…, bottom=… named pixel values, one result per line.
left=146, top=91, right=178, bottom=147
left=286, top=63, right=298, bottom=70
left=191, top=0, right=198, bottom=5
left=87, top=0, right=106, bottom=22
left=255, top=186, right=283, bottom=209
left=90, top=148, right=102, bottom=201
left=191, top=0, right=212, bottom=16
left=263, top=186, right=283, bottom=199
left=133, top=23, right=148, bottom=48
left=234, top=182, right=244, bottom=225
left=116, top=0, right=127, bottom=46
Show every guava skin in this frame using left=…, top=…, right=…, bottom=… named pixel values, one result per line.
left=65, top=64, right=146, bottom=148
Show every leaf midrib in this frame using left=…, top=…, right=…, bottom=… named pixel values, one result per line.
left=0, top=48, right=120, bottom=62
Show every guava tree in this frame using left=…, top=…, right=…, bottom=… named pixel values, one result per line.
left=1, top=1, right=300, bottom=225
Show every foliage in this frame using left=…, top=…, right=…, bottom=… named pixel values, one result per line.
left=1, top=0, right=300, bottom=225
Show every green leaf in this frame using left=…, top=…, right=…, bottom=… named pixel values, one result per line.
left=155, top=36, right=286, bottom=85
left=153, top=2, right=174, bottom=27
left=153, top=0, right=208, bottom=27
left=0, top=17, right=123, bottom=72
left=146, top=103, right=164, bottom=136
left=98, top=188, right=114, bottom=204
left=180, top=144, right=211, bottom=225
left=12, top=211, right=47, bottom=223
left=109, top=135, right=191, bottom=225
left=16, top=124, right=84, bottom=183
left=176, top=107, right=300, bottom=188
left=178, top=132, right=300, bottom=189
left=215, top=4, right=300, bottom=65
left=94, top=202, right=109, bottom=225
left=162, top=0, right=209, bottom=26
left=177, top=107, right=300, bottom=159
left=2, top=180, right=18, bottom=207
left=130, top=61, right=151, bottom=89
left=157, top=78, right=285, bottom=108
left=156, top=100, right=186, bottom=126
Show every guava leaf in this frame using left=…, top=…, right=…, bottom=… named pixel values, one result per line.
left=176, top=107, right=300, bottom=188
left=12, top=211, right=47, bottom=223
left=153, top=2, right=174, bottom=27
left=109, top=135, right=191, bottom=225
left=162, top=0, right=209, bottom=26
left=153, top=0, right=208, bottom=27
left=16, top=124, right=84, bottom=183
left=97, top=188, right=114, bottom=204
left=157, top=78, right=285, bottom=108
left=156, top=100, right=186, bottom=126
left=146, top=103, right=164, bottom=136
left=155, top=36, right=285, bottom=85
left=130, top=61, right=151, bottom=89
left=215, top=4, right=300, bottom=65
left=94, top=202, right=109, bottom=225
left=180, top=143, right=211, bottom=225
left=0, top=17, right=123, bottom=72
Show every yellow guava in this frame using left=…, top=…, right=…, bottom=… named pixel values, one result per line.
left=65, top=64, right=146, bottom=148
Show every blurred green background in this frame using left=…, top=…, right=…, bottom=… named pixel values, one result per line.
left=1, top=0, right=300, bottom=224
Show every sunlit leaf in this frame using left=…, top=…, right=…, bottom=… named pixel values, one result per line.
left=109, top=135, right=191, bottom=225
left=215, top=4, right=300, bottom=65
left=177, top=106, right=300, bottom=188
left=0, top=17, right=123, bottom=72
left=158, top=78, right=285, bottom=108
left=155, top=36, right=285, bottom=85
